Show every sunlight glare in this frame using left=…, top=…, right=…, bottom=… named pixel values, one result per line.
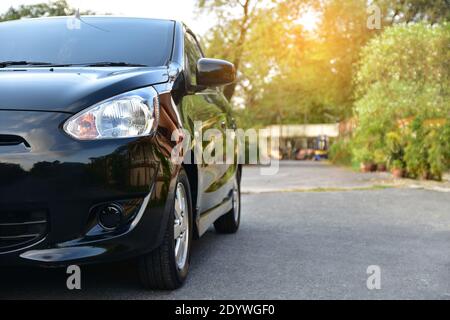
left=294, top=9, right=320, bottom=32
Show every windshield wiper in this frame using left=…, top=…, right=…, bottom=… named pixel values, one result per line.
left=81, top=62, right=148, bottom=67
left=0, top=61, right=60, bottom=68
left=0, top=61, right=148, bottom=68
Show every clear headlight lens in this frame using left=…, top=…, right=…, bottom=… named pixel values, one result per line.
left=63, top=87, right=159, bottom=140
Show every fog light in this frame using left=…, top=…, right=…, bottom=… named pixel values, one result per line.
left=98, top=204, right=123, bottom=231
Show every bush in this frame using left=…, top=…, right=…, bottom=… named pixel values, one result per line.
left=385, top=131, right=406, bottom=165
left=351, top=22, right=450, bottom=180
left=391, top=160, right=405, bottom=170
left=329, top=139, right=353, bottom=166
left=404, top=116, right=450, bottom=180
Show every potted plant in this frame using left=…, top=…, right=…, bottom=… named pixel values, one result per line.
left=355, top=149, right=375, bottom=173
left=374, top=149, right=387, bottom=172
left=391, top=160, right=405, bottom=178
left=360, top=158, right=376, bottom=173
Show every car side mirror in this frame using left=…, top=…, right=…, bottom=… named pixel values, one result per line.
left=197, top=58, right=236, bottom=87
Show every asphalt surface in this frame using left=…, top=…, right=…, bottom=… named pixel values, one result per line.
left=242, top=161, right=450, bottom=193
left=242, top=161, right=397, bottom=193
left=1, top=163, right=450, bottom=299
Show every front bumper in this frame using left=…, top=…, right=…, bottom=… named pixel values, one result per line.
left=0, top=110, right=175, bottom=266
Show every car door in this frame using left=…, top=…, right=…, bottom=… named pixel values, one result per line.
left=179, top=30, right=235, bottom=217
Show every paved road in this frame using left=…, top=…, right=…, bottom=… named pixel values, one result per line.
left=1, top=163, right=450, bottom=299
left=242, top=161, right=396, bottom=193
left=242, top=161, right=450, bottom=193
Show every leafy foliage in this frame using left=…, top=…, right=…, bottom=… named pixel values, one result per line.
left=329, top=139, right=353, bottom=166
left=0, top=0, right=94, bottom=22
left=197, top=0, right=449, bottom=130
left=352, top=22, right=450, bottom=179
left=374, top=0, right=450, bottom=24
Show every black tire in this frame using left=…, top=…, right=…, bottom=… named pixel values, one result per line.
left=138, top=169, right=193, bottom=290
left=214, top=173, right=241, bottom=234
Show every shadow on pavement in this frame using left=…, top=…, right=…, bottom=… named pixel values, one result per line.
left=0, top=228, right=225, bottom=299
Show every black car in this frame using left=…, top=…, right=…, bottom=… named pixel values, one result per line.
left=0, top=16, right=241, bottom=290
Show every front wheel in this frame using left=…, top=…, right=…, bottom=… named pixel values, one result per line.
left=214, top=173, right=241, bottom=234
left=138, top=169, right=192, bottom=290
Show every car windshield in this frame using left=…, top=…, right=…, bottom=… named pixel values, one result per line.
left=0, top=17, right=174, bottom=67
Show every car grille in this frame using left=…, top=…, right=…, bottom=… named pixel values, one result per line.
left=0, top=209, right=48, bottom=252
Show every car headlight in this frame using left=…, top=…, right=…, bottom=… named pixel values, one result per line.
left=63, top=87, right=159, bottom=140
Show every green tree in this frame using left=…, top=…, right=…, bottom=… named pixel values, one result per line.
left=241, top=0, right=376, bottom=126
left=198, top=0, right=377, bottom=126
left=0, top=0, right=94, bottom=22
left=375, top=0, right=450, bottom=24
left=197, top=0, right=263, bottom=100
left=353, top=23, right=450, bottom=179
left=201, top=0, right=449, bottom=130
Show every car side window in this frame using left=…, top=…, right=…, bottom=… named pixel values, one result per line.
left=184, top=31, right=203, bottom=86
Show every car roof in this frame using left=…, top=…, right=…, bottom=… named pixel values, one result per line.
left=0, top=15, right=178, bottom=25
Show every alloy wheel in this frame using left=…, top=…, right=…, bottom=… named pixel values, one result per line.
left=232, top=178, right=240, bottom=223
left=174, top=182, right=189, bottom=270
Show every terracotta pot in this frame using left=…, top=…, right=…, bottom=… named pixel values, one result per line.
left=391, top=168, right=404, bottom=178
left=370, top=164, right=378, bottom=172
left=360, top=163, right=373, bottom=173
left=377, top=164, right=387, bottom=172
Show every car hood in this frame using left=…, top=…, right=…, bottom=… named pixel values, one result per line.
left=0, top=66, right=169, bottom=114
